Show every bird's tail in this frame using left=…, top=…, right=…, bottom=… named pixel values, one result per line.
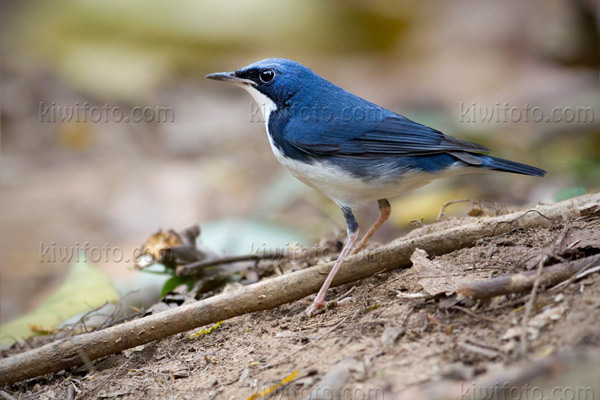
left=476, top=154, right=546, bottom=177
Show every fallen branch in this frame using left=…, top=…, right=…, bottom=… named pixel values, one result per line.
left=458, top=253, right=600, bottom=300
left=0, top=193, right=597, bottom=386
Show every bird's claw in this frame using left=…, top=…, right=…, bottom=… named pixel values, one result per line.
left=305, top=298, right=326, bottom=317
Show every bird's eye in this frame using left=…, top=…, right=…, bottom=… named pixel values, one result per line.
left=259, top=69, right=275, bottom=83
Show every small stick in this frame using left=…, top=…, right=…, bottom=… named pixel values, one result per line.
left=436, top=199, right=502, bottom=221
left=458, top=341, right=500, bottom=359
left=458, top=254, right=600, bottom=299
left=520, top=254, right=546, bottom=357
left=436, top=199, right=473, bottom=221
left=520, top=226, right=570, bottom=357
left=176, top=252, right=288, bottom=276
left=550, top=263, right=600, bottom=292
left=0, top=391, right=17, bottom=400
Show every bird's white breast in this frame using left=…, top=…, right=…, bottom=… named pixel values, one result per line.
left=268, top=148, right=445, bottom=208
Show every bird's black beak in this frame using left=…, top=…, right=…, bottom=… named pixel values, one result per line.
left=205, top=71, right=257, bottom=87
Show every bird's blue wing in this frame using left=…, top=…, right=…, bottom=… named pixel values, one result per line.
left=288, top=115, right=489, bottom=159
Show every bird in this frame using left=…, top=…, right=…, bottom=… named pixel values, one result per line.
left=206, top=58, right=546, bottom=316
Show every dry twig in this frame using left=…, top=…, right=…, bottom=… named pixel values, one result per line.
left=520, top=226, right=570, bottom=357
left=176, top=252, right=287, bottom=276
left=458, top=254, right=600, bottom=299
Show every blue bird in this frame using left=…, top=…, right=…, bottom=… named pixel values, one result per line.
left=206, top=58, right=546, bottom=316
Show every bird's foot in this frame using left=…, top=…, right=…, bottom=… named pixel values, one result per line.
left=306, top=296, right=354, bottom=316
left=305, top=297, right=326, bottom=317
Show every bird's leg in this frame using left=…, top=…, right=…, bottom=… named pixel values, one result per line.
left=306, top=207, right=359, bottom=316
left=352, top=199, right=391, bottom=255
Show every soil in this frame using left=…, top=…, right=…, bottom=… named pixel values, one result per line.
left=2, top=213, right=600, bottom=400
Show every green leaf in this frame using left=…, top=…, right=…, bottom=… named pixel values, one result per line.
left=160, top=275, right=195, bottom=298
left=0, top=260, right=119, bottom=344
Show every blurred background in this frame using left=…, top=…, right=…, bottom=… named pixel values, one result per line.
left=0, top=0, right=598, bottom=328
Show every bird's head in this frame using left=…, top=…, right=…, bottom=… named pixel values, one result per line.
left=206, top=58, right=318, bottom=119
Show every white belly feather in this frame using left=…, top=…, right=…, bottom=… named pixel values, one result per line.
left=270, top=146, right=442, bottom=207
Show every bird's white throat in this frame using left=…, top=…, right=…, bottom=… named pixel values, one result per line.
left=239, top=84, right=296, bottom=187
left=241, top=84, right=277, bottom=128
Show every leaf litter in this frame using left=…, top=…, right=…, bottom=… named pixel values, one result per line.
left=2, top=211, right=600, bottom=399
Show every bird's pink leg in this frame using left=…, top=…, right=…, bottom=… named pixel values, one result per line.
left=306, top=228, right=359, bottom=316
left=353, top=199, right=391, bottom=255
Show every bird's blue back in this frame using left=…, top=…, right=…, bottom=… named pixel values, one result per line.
left=236, top=58, right=545, bottom=179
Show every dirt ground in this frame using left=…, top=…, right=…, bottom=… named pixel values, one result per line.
left=2, top=210, right=600, bottom=400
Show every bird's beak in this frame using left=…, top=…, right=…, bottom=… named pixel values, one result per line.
left=205, top=71, right=257, bottom=87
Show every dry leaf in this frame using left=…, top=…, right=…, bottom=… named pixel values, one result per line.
left=411, top=248, right=460, bottom=296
